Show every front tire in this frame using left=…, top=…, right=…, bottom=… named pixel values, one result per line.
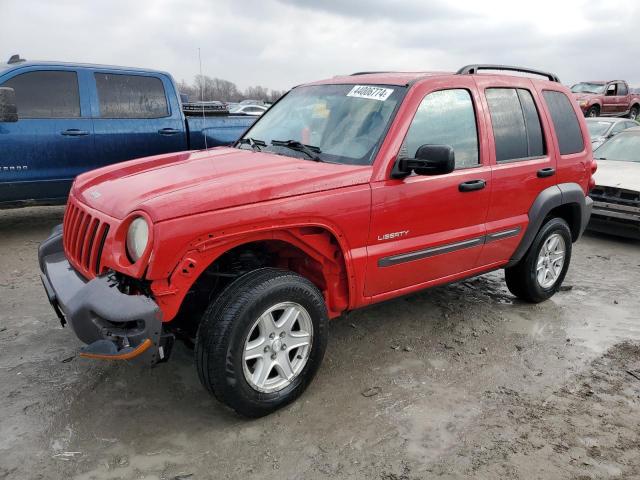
left=586, top=105, right=599, bottom=118
left=505, top=218, right=572, bottom=303
left=195, top=268, right=328, bottom=417
left=628, top=105, right=639, bottom=120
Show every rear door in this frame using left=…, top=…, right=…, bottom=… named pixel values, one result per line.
left=365, top=79, right=491, bottom=296
left=89, top=70, right=187, bottom=168
left=474, top=77, right=556, bottom=266
left=0, top=67, right=94, bottom=203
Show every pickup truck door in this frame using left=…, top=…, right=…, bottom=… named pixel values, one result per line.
left=0, top=67, right=94, bottom=204
left=602, top=83, right=618, bottom=115
left=364, top=80, right=491, bottom=297
left=89, top=70, right=188, bottom=168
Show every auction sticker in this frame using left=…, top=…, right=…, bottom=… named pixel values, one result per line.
left=347, top=85, right=394, bottom=101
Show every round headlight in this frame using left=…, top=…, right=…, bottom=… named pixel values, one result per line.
left=126, top=217, right=149, bottom=262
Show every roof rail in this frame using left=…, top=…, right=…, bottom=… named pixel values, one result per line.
left=457, top=64, right=560, bottom=83
left=350, top=71, right=392, bottom=76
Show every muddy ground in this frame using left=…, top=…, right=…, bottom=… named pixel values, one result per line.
left=1, top=206, right=640, bottom=480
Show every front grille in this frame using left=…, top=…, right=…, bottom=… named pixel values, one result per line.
left=63, top=199, right=110, bottom=278
left=590, top=186, right=640, bottom=207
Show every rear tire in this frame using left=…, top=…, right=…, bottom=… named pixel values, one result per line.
left=628, top=105, right=639, bottom=121
left=195, top=268, right=328, bottom=417
left=505, top=218, right=572, bottom=303
left=586, top=106, right=599, bottom=118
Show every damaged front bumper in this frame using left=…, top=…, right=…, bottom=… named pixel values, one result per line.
left=38, top=224, right=172, bottom=365
left=588, top=188, right=640, bottom=240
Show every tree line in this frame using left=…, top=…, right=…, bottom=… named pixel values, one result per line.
left=178, top=75, right=285, bottom=103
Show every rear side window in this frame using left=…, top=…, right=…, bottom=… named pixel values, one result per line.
left=542, top=90, right=585, bottom=155
left=3, top=70, right=80, bottom=118
left=485, top=88, right=545, bottom=162
left=95, top=73, right=168, bottom=118
left=400, top=89, right=479, bottom=169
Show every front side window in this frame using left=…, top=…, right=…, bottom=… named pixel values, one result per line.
left=3, top=70, right=80, bottom=118
left=542, top=90, right=585, bottom=155
left=239, top=84, right=405, bottom=165
left=400, top=89, right=479, bottom=169
left=485, top=88, right=545, bottom=162
left=95, top=73, right=168, bottom=119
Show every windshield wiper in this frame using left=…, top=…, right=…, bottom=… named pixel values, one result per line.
left=237, top=137, right=266, bottom=152
left=271, top=139, right=322, bottom=161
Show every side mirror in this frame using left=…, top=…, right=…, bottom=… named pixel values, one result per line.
left=0, top=87, right=18, bottom=122
left=393, top=144, right=455, bottom=178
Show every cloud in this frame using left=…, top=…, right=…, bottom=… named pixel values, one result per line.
left=1, top=0, right=639, bottom=92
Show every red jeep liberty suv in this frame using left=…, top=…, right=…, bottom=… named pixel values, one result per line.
left=39, top=64, right=595, bottom=417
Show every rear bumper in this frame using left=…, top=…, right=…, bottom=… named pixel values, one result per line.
left=38, top=225, right=169, bottom=364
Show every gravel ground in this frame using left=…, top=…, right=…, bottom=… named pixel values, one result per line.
left=1, top=206, right=640, bottom=480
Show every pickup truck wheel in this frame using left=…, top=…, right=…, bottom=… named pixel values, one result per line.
left=505, top=218, right=572, bottom=303
left=586, top=106, right=599, bottom=118
left=628, top=106, right=639, bottom=120
left=195, top=268, right=328, bottom=417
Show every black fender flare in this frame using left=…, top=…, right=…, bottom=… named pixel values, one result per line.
left=507, top=183, right=592, bottom=267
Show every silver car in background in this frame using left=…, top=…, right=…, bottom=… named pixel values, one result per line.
left=589, top=127, right=640, bottom=239
left=586, top=117, right=639, bottom=149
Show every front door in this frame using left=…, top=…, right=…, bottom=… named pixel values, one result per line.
left=0, top=68, right=94, bottom=204
left=365, top=83, right=491, bottom=297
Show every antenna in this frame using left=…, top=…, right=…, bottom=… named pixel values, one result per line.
left=198, top=47, right=208, bottom=150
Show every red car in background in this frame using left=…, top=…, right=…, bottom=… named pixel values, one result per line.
left=571, top=80, right=640, bottom=120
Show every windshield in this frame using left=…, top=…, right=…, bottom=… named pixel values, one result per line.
left=586, top=120, right=612, bottom=138
left=594, top=132, right=640, bottom=162
left=237, top=84, right=405, bottom=165
left=571, top=83, right=605, bottom=94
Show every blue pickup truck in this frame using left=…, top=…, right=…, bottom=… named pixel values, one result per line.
left=0, top=57, right=256, bottom=207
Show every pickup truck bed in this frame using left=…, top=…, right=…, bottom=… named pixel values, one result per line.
left=0, top=60, right=256, bottom=207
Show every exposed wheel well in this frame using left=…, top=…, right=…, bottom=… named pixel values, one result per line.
left=545, top=203, right=581, bottom=241
left=169, top=230, right=350, bottom=337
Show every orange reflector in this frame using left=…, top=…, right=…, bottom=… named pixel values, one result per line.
left=79, top=338, right=153, bottom=361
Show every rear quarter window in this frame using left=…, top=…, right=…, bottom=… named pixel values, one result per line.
left=542, top=90, right=584, bottom=155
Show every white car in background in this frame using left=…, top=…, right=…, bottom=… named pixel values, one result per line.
left=230, top=104, right=268, bottom=116
left=589, top=127, right=640, bottom=239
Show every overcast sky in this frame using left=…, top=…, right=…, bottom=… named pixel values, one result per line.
left=2, top=0, right=639, bottom=91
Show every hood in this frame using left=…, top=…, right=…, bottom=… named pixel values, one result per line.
left=73, top=147, right=371, bottom=221
left=593, top=160, right=640, bottom=192
left=573, top=93, right=597, bottom=101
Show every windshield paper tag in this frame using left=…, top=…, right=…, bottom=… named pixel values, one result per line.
left=347, top=85, right=394, bottom=101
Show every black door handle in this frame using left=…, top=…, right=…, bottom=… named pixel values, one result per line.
left=537, top=167, right=555, bottom=178
left=158, top=128, right=181, bottom=135
left=459, top=179, right=486, bottom=192
left=61, top=129, right=89, bottom=136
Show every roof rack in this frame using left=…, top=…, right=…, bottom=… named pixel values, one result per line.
left=457, top=64, right=560, bottom=83
left=350, top=71, right=392, bottom=76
